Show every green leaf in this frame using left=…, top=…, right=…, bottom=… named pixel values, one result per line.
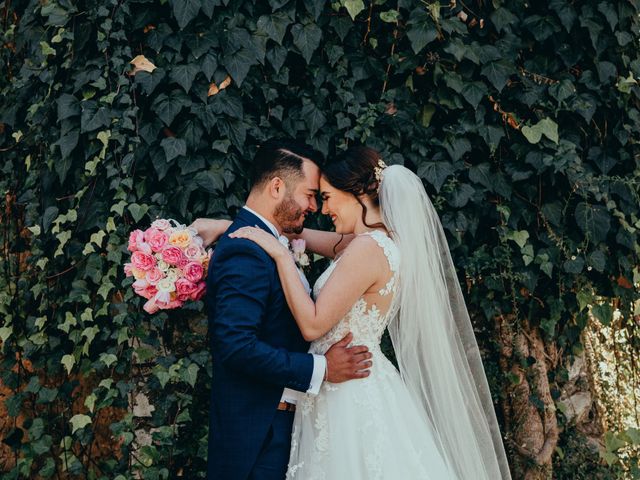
left=69, top=414, right=92, bottom=434
left=380, top=10, right=400, bottom=23
left=291, top=23, right=322, bottom=64
left=152, top=93, right=191, bottom=126
left=407, top=17, right=438, bottom=54
left=417, top=161, right=454, bottom=192
left=592, top=303, right=613, bottom=325
left=522, top=118, right=559, bottom=144
left=575, top=202, right=611, bottom=243
left=169, top=64, right=200, bottom=93
left=80, top=101, right=110, bottom=133
left=161, top=137, right=187, bottom=162
left=506, top=230, right=530, bottom=248
left=184, top=363, right=199, bottom=387
left=57, top=94, right=80, bottom=120
left=480, top=60, right=513, bottom=92
left=61, top=354, right=75, bottom=375
left=342, top=0, right=365, bottom=20
left=461, top=82, right=487, bottom=108
left=171, top=0, right=201, bottom=29
left=301, top=102, right=326, bottom=136
left=257, top=12, right=292, bottom=45
left=128, top=203, right=149, bottom=223
left=222, top=48, right=258, bottom=86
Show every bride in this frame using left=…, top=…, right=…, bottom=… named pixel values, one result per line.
left=203, top=146, right=511, bottom=479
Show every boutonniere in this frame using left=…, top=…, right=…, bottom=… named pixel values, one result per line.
left=290, top=239, right=310, bottom=270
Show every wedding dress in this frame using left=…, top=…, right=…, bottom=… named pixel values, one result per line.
left=286, top=230, right=457, bottom=479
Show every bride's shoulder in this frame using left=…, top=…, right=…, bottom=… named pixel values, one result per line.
left=339, top=232, right=389, bottom=263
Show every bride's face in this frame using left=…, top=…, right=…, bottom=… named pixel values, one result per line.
left=319, top=176, right=361, bottom=234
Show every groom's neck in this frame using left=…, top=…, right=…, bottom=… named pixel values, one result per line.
left=245, top=195, right=282, bottom=234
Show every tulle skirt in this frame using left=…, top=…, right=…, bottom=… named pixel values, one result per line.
left=286, top=350, right=458, bottom=480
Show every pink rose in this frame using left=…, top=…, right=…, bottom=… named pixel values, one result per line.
left=143, top=298, right=159, bottom=314
left=124, top=263, right=133, bottom=277
left=145, top=228, right=168, bottom=252
left=151, top=219, right=171, bottom=231
left=175, top=278, right=197, bottom=301
left=190, top=281, right=206, bottom=301
left=131, top=251, right=156, bottom=271
left=145, top=267, right=164, bottom=285
left=161, top=246, right=187, bottom=266
left=183, top=261, right=204, bottom=283
left=184, top=244, right=203, bottom=260
left=158, top=299, right=183, bottom=310
left=128, top=230, right=145, bottom=252
left=136, top=285, right=157, bottom=300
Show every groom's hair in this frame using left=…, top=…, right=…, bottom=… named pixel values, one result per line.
left=250, top=138, right=323, bottom=191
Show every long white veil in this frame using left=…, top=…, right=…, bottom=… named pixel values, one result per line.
left=379, top=165, right=512, bottom=480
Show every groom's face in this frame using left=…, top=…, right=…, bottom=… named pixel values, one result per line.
left=274, top=159, right=320, bottom=234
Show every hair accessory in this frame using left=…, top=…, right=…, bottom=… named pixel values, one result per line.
left=374, top=158, right=388, bottom=187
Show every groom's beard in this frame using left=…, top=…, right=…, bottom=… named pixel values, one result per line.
left=274, top=195, right=306, bottom=234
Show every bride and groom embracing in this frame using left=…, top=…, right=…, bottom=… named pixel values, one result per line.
left=192, top=139, right=512, bottom=480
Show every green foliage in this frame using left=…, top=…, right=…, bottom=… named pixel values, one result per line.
left=0, top=0, right=639, bottom=478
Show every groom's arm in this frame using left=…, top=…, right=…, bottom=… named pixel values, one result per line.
left=209, top=240, right=315, bottom=392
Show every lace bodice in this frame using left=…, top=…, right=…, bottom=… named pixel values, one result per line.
left=309, top=230, right=399, bottom=355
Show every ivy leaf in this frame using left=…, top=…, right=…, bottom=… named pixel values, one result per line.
left=448, top=183, right=475, bottom=208
left=301, top=102, right=326, bottom=136
left=506, top=230, right=530, bottom=249
left=461, top=81, right=487, bottom=108
left=342, top=0, right=365, bottom=20
left=592, top=303, right=613, bottom=325
left=380, top=10, right=400, bottom=23
left=291, top=23, right=322, bottom=64
left=184, top=363, right=199, bottom=387
left=469, top=163, right=492, bottom=189
left=128, top=203, right=149, bottom=223
left=69, top=414, right=92, bottom=434
left=57, top=94, right=80, bottom=120
left=575, top=202, right=610, bottom=243
left=257, top=12, right=292, bottom=45
left=161, top=137, right=187, bottom=162
left=152, top=93, right=191, bottom=126
left=171, top=0, right=201, bottom=29
left=81, top=102, right=110, bottom=133
left=222, top=48, right=258, bottom=86
left=169, top=64, right=200, bottom=93
left=417, top=161, right=454, bottom=192
left=522, top=118, right=559, bottom=144
left=61, top=354, right=75, bottom=375
left=407, top=16, right=438, bottom=53
left=480, top=60, right=513, bottom=92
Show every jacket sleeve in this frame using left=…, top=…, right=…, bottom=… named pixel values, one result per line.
left=208, top=240, right=314, bottom=392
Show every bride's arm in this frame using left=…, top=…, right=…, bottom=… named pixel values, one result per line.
left=189, top=218, right=232, bottom=247
left=230, top=228, right=379, bottom=341
left=290, top=229, right=355, bottom=259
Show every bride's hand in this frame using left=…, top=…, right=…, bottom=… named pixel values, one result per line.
left=230, top=227, right=290, bottom=261
left=189, top=218, right=231, bottom=247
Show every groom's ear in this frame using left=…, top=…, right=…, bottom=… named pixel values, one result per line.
left=268, top=176, right=286, bottom=200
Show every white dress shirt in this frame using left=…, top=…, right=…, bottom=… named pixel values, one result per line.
left=242, top=206, right=326, bottom=403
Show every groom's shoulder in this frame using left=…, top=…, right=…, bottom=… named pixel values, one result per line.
left=214, top=222, right=271, bottom=264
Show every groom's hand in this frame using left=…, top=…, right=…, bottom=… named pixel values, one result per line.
left=324, top=332, right=373, bottom=383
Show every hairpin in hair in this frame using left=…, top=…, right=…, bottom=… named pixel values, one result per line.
left=374, top=158, right=388, bottom=186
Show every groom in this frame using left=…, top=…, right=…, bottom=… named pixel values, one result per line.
left=206, top=139, right=372, bottom=480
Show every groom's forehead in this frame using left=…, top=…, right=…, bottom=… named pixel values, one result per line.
left=301, top=159, right=321, bottom=188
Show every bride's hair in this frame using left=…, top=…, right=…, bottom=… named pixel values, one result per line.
left=322, top=146, right=386, bottom=231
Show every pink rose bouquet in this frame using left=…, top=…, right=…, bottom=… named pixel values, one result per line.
left=123, top=218, right=212, bottom=313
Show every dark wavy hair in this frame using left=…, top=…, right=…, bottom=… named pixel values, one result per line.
left=323, top=145, right=387, bottom=234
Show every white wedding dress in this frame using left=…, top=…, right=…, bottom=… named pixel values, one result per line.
left=286, top=230, right=457, bottom=480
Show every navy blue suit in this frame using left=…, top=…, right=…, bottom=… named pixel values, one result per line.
left=207, top=208, right=314, bottom=480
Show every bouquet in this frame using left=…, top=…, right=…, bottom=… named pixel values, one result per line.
left=124, top=219, right=211, bottom=314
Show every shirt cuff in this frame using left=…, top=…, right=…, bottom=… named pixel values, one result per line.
left=306, top=354, right=326, bottom=395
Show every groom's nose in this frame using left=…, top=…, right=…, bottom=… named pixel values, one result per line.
left=308, top=196, right=318, bottom=213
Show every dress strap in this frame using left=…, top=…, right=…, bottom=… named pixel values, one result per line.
left=360, top=230, right=399, bottom=296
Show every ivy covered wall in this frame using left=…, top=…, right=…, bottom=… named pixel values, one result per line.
left=1, top=0, right=639, bottom=478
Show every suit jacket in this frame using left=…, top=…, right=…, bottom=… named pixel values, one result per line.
left=206, top=208, right=314, bottom=480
